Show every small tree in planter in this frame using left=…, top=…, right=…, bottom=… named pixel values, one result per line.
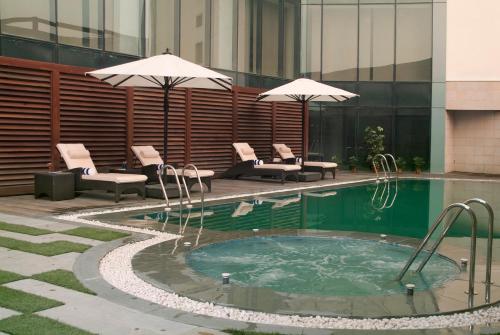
left=348, top=155, right=359, bottom=173
left=395, top=157, right=407, bottom=173
left=364, top=126, right=385, bottom=170
left=413, top=156, right=425, bottom=174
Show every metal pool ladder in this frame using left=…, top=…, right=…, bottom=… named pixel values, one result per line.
left=372, top=153, right=398, bottom=182
left=157, top=164, right=183, bottom=213
left=396, top=198, right=494, bottom=307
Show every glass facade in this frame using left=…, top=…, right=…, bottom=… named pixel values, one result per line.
left=0, top=0, right=433, bottom=166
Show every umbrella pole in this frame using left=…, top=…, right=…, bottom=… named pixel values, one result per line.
left=301, top=100, right=306, bottom=164
left=163, top=86, right=170, bottom=161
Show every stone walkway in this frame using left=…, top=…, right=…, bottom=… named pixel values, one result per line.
left=0, top=214, right=224, bottom=335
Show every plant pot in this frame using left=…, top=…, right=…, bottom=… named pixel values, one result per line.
left=415, top=168, right=421, bottom=174
left=398, top=168, right=403, bottom=174
left=350, top=167, right=357, bottom=173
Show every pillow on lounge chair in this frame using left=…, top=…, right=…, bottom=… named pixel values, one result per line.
left=242, top=147, right=254, bottom=155
left=68, top=149, right=91, bottom=159
left=279, top=147, right=292, bottom=154
left=141, top=147, right=160, bottom=158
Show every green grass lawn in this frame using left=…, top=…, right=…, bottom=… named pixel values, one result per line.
left=0, top=236, right=90, bottom=256
left=62, top=226, right=130, bottom=241
left=0, top=286, right=63, bottom=313
left=0, top=314, right=95, bottom=335
left=32, top=270, right=95, bottom=295
left=0, top=269, right=25, bottom=284
left=0, top=221, right=52, bottom=236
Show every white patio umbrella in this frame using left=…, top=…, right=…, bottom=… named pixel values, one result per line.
left=86, top=51, right=232, bottom=160
left=257, top=78, right=358, bottom=158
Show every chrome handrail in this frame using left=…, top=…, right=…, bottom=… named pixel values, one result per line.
left=396, top=202, right=478, bottom=308
left=371, top=180, right=390, bottom=210
left=372, top=153, right=390, bottom=181
left=181, top=163, right=205, bottom=212
left=384, top=153, right=398, bottom=179
left=415, top=198, right=494, bottom=303
left=157, top=164, right=183, bottom=213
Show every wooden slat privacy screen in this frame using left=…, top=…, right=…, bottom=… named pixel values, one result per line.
left=0, top=56, right=304, bottom=196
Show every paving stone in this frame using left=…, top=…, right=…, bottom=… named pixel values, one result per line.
left=6, top=280, right=199, bottom=335
left=0, top=307, right=20, bottom=321
left=0, top=250, right=79, bottom=276
left=0, top=213, right=75, bottom=232
left=0, top=230, right=102, bottom=246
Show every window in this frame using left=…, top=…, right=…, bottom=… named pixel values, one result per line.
left=283, top=0, right=299, bottom=79
left=0, top=0, right=56, bottom=41
left=322, top=5, right=358, bottom=81
left=180, top=0, right=208, bottom=65
left=261, top=0, right=279, bottom=77
left=58, top=0, right=102, bottom=49
left=145, top=0, right=175, bottom=56
left=211, top=0, right=235, bottom=70
left=300, top=5, right=321, bottom=80
left=238, top=0, right=258, bottom=73
left=359, top=4, right=395, bottom=81
left=104, top=0, right=144, bottom=56
left=395, top=3, right=432, bottom=81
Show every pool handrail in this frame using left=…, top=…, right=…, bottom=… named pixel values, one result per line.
left=384, top=154, right=398, bottom=180
left=372, top=154, right=390, bottom=181
left=396, top=202, right=478, bottom=308
left=415, top=198, right=494, bottom=303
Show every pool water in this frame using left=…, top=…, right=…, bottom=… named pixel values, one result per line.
left=133, top=179, right=499, bottom=239
left=186, top=235, right=460, bottom=296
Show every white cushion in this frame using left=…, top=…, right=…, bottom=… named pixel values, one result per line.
left=304, top=161, right=338, bottom=168
left=233, top=143, right=258, bottom=161
left=166, top=169, right=214, bottom=178
left=273, top=143, right=295, bottom=160
left=279, top=147, right=292, bottom=154
left=68, top=149, right=90, bottom=159
left=140, top=147, right=159, bottom=158
left=82, top=173, right=147, bottom=183
left=255, top=163, right=301, bottom=171
left=242, top=147, right=254, bottom=155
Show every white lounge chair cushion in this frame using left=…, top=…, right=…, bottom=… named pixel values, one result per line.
left=255, top=163, right=301, bottom=171
left=304, top=161, right=338, bottom=168
left=57, top=143, right=97, bottom=171
left=166, top=169, right=214, bottom=178
left=233, top=143, right=258, bottom=161
left=82, top=173, right=147, bottom=183
left=131, top=145, right=164, bottom=166
left=273, top=143, right=296, bottom=160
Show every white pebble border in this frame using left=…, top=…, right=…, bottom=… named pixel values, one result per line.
left=55, top=178, right=500, bottom=331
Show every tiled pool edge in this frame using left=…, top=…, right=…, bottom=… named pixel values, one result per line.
left=59, top=176, right=500, bottom=331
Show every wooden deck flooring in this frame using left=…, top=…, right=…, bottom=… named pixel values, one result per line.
left=0, top=171, right=498, bottom=219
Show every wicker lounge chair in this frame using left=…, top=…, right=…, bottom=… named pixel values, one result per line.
left=131, top=145, right=214, bottom=192
left=222, top=143, right=300, bottom=183
left=56, top=143, right=146, bottom=202
left=273, top=143, right=337, bottom=179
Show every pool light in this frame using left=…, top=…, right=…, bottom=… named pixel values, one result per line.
left=222, top=273, right=231, bottom=284
left=406, top=283, right=415, bottom=296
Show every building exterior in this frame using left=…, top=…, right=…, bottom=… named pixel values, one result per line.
left=0, top=0, right=498, bottom=176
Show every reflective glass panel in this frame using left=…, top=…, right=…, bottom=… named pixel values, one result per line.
left=58, top=0, right=102, bottom=49
left=261, top=0, right=279, bottom=76
left=322, top=5, right=358, bottom=81
left=0, top=0, right=56, bottom=41
left=238, top=0, right=258, bottom=73
left=283, top=0, right=299, bottom=79
left=104, top=0, right=144, bottom=56
left=395, top=108, right=430, bottom=162
left=145, top=0, right=175, bottom=56
left=395, top=3, right=432, bottom=81
left=300, top=5, right=321, bottom=80
left=359, top=4, right=395, bottom=81
left=211, top=0, right=234, bottom=70
left=180, top=0, right=208, bottom=65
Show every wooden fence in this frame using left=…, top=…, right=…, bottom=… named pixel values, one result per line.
left=0, top=56, right=304, bottom=196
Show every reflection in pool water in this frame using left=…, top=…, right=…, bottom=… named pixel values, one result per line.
left=186, top=236, right=460, bottom=296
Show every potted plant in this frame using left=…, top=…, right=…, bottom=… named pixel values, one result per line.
left=413, top=156, right=425, bottom=174
left=395, top=157, right=407, bottom=173
left=364, top=126, right=385, bottom=171
left=348, top=155, right=359, bottom=173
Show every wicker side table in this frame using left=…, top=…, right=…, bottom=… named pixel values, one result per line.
left=34, top=172, right=75, bottom=201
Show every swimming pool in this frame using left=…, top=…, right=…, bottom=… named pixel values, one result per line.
left=94, top=178, right=500, bottom=317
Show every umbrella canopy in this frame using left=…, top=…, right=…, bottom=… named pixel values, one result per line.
left=257, top=78, right=358, bottom=158
left=87, top=52, right=232, bottom=160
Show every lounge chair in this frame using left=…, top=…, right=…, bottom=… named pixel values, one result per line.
left=56, top=143, right=146, bottom=202
left=273, top=143, right=337, bottom=179
left=131, top=145, right=214, bottom=192
left=223, top=143, right=300, bottom=183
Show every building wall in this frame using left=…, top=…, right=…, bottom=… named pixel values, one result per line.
left=0, top=56, right=303, bottom=196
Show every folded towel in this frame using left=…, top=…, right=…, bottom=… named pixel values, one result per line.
left=295, top=157, right=303, bottom=164
left=81, top=167, right=96, bottom=175
left=156, top=164, right=165, bottom=172
left=252, top=159, right=263, bottom=166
